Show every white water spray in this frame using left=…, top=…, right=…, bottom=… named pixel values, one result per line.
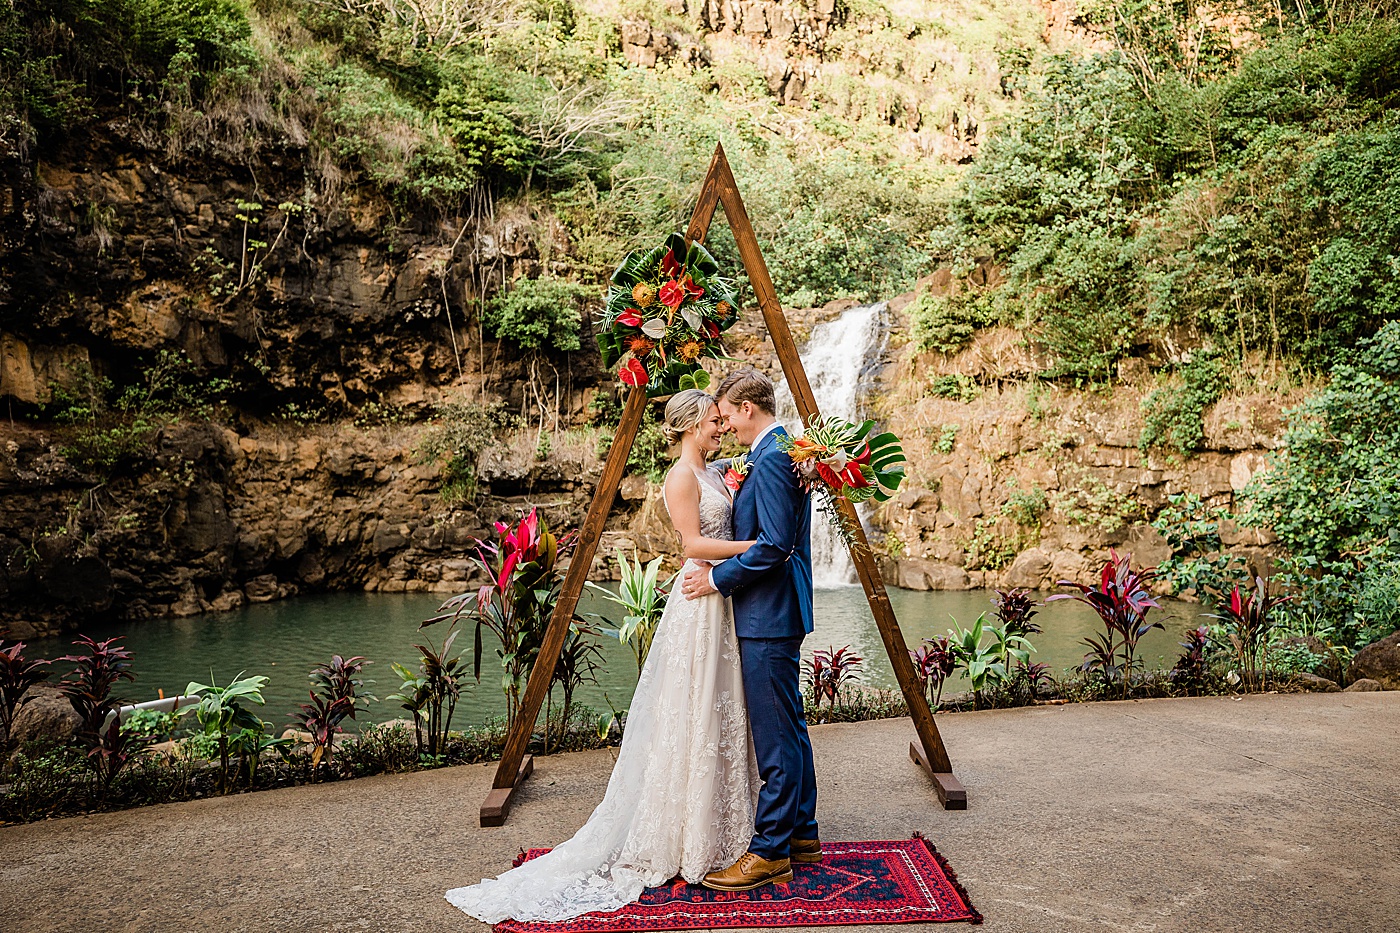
left=776, top=302, right=890, bottom=587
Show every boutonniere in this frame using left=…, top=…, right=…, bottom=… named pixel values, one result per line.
left=723, top=454, right=750, bottom=492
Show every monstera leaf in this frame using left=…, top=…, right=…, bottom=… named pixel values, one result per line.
left=611, top=243, right=667, bottom=287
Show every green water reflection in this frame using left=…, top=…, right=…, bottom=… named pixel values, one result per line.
left=29, top=588, right=1199, bottom=728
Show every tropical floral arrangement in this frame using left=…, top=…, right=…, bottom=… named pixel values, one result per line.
left=779, top=417, right=906, bottom=548
left=597, top=232, right=740, bottom=395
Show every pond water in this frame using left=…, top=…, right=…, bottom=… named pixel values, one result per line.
left=29, top=586, right=1201, bottom=730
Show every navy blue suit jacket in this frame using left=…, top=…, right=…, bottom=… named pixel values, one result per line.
left=711, top=425, right=814, bottom=640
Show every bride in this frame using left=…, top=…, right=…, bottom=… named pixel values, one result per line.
left=447, top=389, right=761, bottom=923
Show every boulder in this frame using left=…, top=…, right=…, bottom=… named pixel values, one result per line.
left=1348, top=631, right=1400, bottom=690
left=9, top=686, right=81, bottom=747
left=1290, top=672, right=1340, bottom=693
left=888, top=558, right=970, bottom=591
left=1122, top=523, right=1172, bottom=570
left=244, top=574, right=281, bottom=603
left=1343, top=678, right=1384, bottom=693
left=1001, top=548, right=1051, bottom=589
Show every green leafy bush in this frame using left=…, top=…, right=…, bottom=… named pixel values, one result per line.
left=416, top=402, right=516, bottom=503
left=1139, top=349, right=1228, bottom=455
left=483, top=277, right=591, bottom=353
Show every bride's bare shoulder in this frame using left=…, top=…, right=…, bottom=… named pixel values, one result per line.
left=663, top=462, right=698, bottom=494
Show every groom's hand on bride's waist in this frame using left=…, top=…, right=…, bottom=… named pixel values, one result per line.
left=682, top=561, right=717, bottom=600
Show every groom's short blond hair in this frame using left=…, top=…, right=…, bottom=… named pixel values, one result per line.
left=716, top=368, right=776, bottom=416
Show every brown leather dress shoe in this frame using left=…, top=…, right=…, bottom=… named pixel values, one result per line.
left=701, top=852, right=794, bottom=891
left=790, top=838, right=822, bottom=863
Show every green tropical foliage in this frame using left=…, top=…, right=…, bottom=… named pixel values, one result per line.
left=586, top=550, right=673, bottom=676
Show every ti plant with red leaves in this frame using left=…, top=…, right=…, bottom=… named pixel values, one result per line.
left=292, top=655, right=374, bottom=771
left=909, top=635, right=957, bottom=710
left=804, top=646, right=864, bottom=708
left=1015, top=660, right=1054, bottom=701
left=58, top=636, right=139, bottom=796
left=545, top=621, right=605, bottom=753
left=58, top=636, right=136, bottom=746
left=993, top=588, right=1042, bottom=638
left=426, top=508, right=578, bottom=732
left=1206, top=577, right=1293, bottom=691
left=0, top=640, right=51, bottom=754
left=1171, top=626, right=1212, bottom=695
left=1050, top=551, right=1163, bottom=699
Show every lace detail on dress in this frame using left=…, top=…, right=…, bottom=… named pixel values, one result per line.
left=445, top=466, right=758, bottom=924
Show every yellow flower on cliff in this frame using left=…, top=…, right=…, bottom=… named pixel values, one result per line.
left=632, top=283, right=656, bottom=308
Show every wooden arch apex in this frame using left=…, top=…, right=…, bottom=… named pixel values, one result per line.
left=480, top=143, right=964, bottom=827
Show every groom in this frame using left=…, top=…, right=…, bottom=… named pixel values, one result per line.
left=681, top=368, right=818, bottom=891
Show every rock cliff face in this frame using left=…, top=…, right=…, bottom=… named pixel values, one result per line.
left=0, top=123, right=610, bottom=638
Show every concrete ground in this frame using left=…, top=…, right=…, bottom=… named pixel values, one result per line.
left=1, top=692, right=1396, bottom=933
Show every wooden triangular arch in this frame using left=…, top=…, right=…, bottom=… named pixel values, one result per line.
left=480, top=143, right=964, bottom=827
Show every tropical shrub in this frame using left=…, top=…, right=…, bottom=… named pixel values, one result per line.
left=909, top=635, right=956, bottom=710
left=1051, top=552, right=1163, bottom=698
left=1170, top=626, right=1212, bottom=696
left=946, top=613, right=1033, bottom=707
left=434, top=508, right=575, bottom=729
left=0, top=641, right=50, bottom=754
left=992, top=588, right=1042, bottom=638
left=804, top=646, right=864, bottom=708
left=184, top=671, right=275, bottom=793
left=57, top=636, right=135, bottom=746
left=1205, top=577, right=1292, bottom=691
left=292, top=655, right=374, bottom=770
left=388, top=627, right=471, bottom=760
left=587, top=550, right=672, bottom=676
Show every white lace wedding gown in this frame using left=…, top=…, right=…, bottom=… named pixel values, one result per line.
left=446, top=468, right=759, bottom=923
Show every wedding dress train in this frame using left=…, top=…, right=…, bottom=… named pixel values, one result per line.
left=446, top=470, right=759, bottom=923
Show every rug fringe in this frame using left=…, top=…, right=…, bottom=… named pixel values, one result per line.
left=912, top=833, right=983, bottom=925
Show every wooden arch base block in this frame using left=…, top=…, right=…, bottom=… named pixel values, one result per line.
left=910, top=743, right=967, bottom=810
left=480, top=755, right=535, bottom=827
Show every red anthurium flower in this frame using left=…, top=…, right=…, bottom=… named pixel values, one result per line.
left=617, top=309, right=643, bottom=328
left=658, top=279, right=685, bottom=310
left=661, top=249, right=682, bottom=279
left=704, top=320, right=720, bottom=338
left=839, top=462, right=871, bottom=488
left=851, top=443, right=872, bottom=466
left=680, top=274, right=704, bottom=298
left=619, top=358, right=648, bottom=386
left=814, top=460, right=841, bottom=489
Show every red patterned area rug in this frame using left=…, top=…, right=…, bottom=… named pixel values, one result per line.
left=493, top=836, right=981, bottom=933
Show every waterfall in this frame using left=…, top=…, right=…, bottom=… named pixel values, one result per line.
left=775, top=302, right=890, bottom=588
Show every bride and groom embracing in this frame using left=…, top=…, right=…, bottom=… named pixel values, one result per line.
left=448, top=367, right=820, bottom=924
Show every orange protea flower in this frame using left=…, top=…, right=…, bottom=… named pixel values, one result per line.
left=678, top=339, right=705, bottom=362
left=715, top=301, right=732, bottom=319
left=788, top=437, right=826, bottom=462
left=632, top=283, right=656, bottom=308
left=626, top=335, right=656, bottom=354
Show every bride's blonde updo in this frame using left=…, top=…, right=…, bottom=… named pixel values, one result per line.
left=661, top=388, right=717, bottom=444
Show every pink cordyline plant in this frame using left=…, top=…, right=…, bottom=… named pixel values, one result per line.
left=1049, top=550, right=1162, bottom=699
